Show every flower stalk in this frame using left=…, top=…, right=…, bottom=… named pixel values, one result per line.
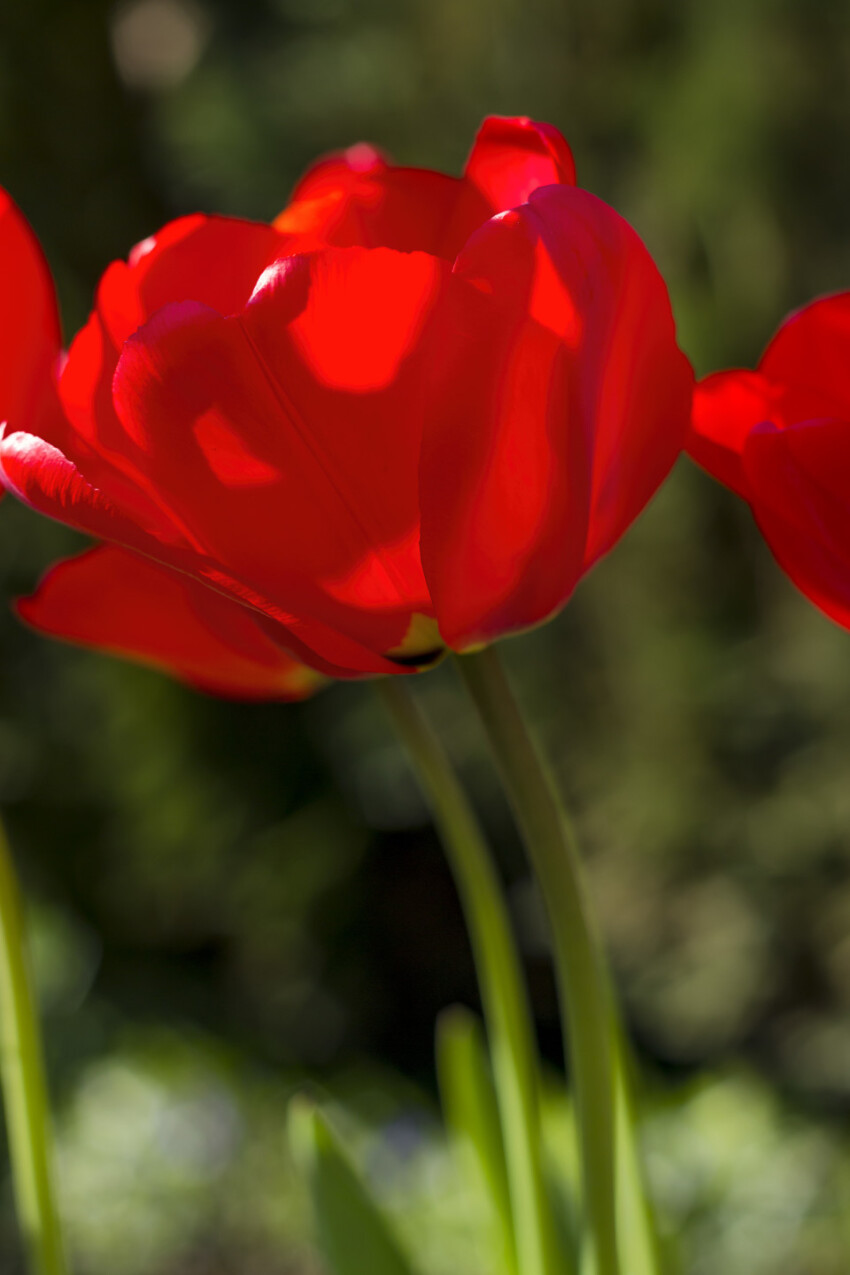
left=378, top=677, right=562, bottom=1275
left=0, top=822, right=68, bottom=1275
left=455, top=646, right=620, bottom=1275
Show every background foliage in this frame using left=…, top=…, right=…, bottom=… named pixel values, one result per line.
left=1, top=1, right=850, bottom=1271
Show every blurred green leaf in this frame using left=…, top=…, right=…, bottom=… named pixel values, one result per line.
left=436, top=1005, right=517, bottom=1274
left=288, top=1093, right=420, bottom=1275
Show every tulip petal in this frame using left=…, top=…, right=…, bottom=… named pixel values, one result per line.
left=274, top=116, right=577, bottom=262
left=110, top=249, right=451, bottom=662
left=420, top=184, right=692, bottom=649
left=276, top=144, right=491, bottom=259
left=760, top=292, right=850, bottom=419
left=52, top=214, right=291, bottom=544
left=743, top=418, right=850, bottom=627
left=0, top=188, right=62, bottom=434
left=462, top=116, right=577, bottom=213
left=97, top=214, right=289, bottom=347
left=688, top=370, right=777, bottom=498
left=285, top=143, right=390, bottom=205
left=0, top=423, right=411, bottom=678
left=18, top=545, right=324, bottom=700
left=0, top=428, right=157, bottom=546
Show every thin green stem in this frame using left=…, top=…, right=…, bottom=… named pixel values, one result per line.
left=378, top=678, right=563, bottom=1275
left=455, top=647, right=619, bottom=1275
left=0, top=822, right=68, bottom=1275
left=614, top=1036, right=662, bottom=1275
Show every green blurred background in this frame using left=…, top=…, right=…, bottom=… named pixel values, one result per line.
left=2, top=0, right=850, bottom=1271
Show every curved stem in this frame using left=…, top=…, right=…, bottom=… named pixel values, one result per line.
left=378, top=678, right=563, bottom=1275
left=455, top=647, right=619, bottom=1275
left=0, top=822, right=68, bottom=1275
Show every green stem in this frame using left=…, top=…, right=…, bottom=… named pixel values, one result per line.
left=0, top=822, right=68, bottom=1275
left=378, top=678, right=563, bottom=1275
left=614, top=1035, right=662, bottom=1275
left=455, top=647, right=619, bottom=1275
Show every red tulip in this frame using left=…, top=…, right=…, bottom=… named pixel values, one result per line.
left=688, top=294, right=850, bottom=629
left=1, top=117, right=693, bottom=680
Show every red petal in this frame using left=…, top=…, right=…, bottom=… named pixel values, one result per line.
left=760, top=292, right=850, bottom=420
left=743, top=418, right=850, bottom=628
left=287, top=143, right=390, bottom=205
left=0, top=424, right=416, bottom=679
left=688, top=370, right=778, bottom=498
left=111, top=249, right=450, bottom=660
left=462, top=116, right=577, bottom=214
left=0, top=430, right=411, bottom=680
left=0, top=188, right=62, bottom=433
left=55, top=214, right=290, bottom=540
left=0, top=429, right=156, bottom=546
left=274, top=117, right=577, bottom=262
left=744, top=417, right=850, bottom=554
left=97, top=214, right=288, bottom=346
left=688, top=299, right=850, bottom=499
left=420, top=185, right=691, bottom=649
left=752, top=509, right=850, bottom=630
left=59, top=313, right=195, bottom=537
left=276, top=145, right=490, bottom=259
left=18, top=545, right=324, bottom=700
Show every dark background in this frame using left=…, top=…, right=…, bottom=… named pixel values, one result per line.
left=1, top=1, right=850, bottom=1272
